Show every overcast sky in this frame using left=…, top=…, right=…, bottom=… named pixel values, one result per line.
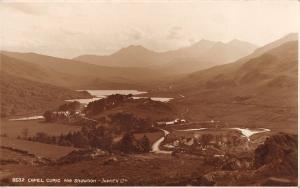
left=0, top=0, right=299, bottom=58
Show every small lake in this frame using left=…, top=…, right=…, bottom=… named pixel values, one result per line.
left=66, top=90, right=173, bottom=104
left=9, top=90, right=173, bottom=121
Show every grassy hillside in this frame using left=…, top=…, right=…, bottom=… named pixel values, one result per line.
left=0, top=120, right=81, bottom=138
left=151, top=40, right=298, bottom=133
left=0, top=72, right=91, bottom=117
left=0, top=52, right=170, bottom=90
left=173, top=41, right=297, bottom=105
left=1, top=137, right=75, bottom=160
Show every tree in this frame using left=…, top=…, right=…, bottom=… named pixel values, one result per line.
left=81, top=126, right=89, bottom=136
left=101, top=131, right=113, bottom=151
left=51, top=136, right=57, bottom=144
left=72, top=132, right=89, bottom=148
left=43, top=110, right=54, bottom=122
left=35, top=132, right=51, bottom=143
left=90, top=136, right=102, bottom=148
left=201, top=134, right=214, bottom=147
left=139, top=135, right=151, bottom=153
left=58, top=134, right=65, bottom=145
left=119, top=132, right=137, bottom=153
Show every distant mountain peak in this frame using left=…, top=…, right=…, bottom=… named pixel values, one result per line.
left=199, top=38, right=215, bottom=42
left=188, top=39, right=217, bottom=52
left=122, top=44, right=148, bottom=51
left=116, top=44, right=155, bottom=55
left=192, top=39, right=216, bottom=46
left=127, top=44, right=144, bottom=49
left=228, top=38, right=242, bottom=44
left=227, top=39, right=257, bottom=47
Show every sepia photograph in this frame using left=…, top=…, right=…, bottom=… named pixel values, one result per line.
left=0, top=0, right=299, bottom=186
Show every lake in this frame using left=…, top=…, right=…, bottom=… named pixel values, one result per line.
left=66, top=90, right=173, bottom=104
left=9, top=90, right=174, bottom=121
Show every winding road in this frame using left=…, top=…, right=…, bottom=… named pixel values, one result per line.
left=151, top=129, right=172, bottom=154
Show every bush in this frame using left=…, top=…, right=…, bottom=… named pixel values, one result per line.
left=43, top=110, right=54, bottom=122
left=118, top=132, right=139, bottom=153
left=139, top=135, right=151, bottom=152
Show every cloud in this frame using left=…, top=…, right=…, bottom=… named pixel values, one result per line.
left=2, top=3, right=44, bottom=15
left=125, top=28, right=145, bottom=41
left=211, top=13, right=227, bottom=24
left=188, top=37, right=197, bottom=45
left=166, top=26, right=184, bottom=40
left=60, top=27, right=84, bottom=36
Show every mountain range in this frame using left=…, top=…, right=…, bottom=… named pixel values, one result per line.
left=74, top=39, right=257, bottom=73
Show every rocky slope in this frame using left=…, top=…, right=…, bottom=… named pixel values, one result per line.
left=200, top=133, right=298, bottom=186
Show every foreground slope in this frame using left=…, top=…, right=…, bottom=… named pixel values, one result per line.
left=1, top=132, right=296, bottom=186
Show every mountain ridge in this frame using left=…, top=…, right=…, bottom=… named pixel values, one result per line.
left=74, top=38, right=257, bottom=71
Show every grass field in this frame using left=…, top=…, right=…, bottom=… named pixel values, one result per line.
left=1, top=137, right=75, bottom=160
left=0, top=120, right=81, bottom=138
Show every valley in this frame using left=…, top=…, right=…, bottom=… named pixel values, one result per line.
left=0, top=33, right=298, bottom=186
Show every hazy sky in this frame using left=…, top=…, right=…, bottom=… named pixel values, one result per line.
left=0, top=0, right=299, bottom=58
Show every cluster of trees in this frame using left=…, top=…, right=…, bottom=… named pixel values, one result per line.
left=43, top=101, right=81, bottom=122
left=57, top=101, right=81, bottom=114
left=28, top=132, right=57, bottom=145
left=43, top=101, right=99, bottom=127
left=28, top=126, right=112, bottom=149
left=27, top=126, right=151, bottom=154
left=84, top=94, right=132, bottom=115
left=43, top=110, right=71, bottom=123
left=109, top=112, right=154, bottom=133
left=43, top=110, right=56, bottom=122
left=116, top=132, right=151, bottom=153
